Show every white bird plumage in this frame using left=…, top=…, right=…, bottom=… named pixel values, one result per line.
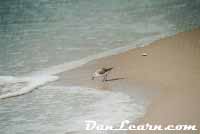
left=92, top=67, right=113, bottom=82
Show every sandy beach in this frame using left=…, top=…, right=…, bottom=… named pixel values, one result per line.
left=53, top=28, right=200, bottom=133
left=1, top=1, right=200, bottom=133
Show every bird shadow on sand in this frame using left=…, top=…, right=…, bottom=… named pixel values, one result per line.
left=105, top=77, right=125, bottom=82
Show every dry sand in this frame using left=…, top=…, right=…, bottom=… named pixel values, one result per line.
left=53, top=28, right=200, bottom=134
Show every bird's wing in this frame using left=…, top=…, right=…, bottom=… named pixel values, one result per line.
left=104, top=67, right=113, bottom=72
left=98, top=69, right=106, bottom=74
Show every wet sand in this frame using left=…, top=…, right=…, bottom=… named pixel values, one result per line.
left=53, top=28, right=200, bottom=134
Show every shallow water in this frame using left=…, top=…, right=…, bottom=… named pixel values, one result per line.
left=0, top=0, right=200, bottom=133
left=0, top=0, right=200, bottom=76
left=0, top=86, right=147, bottom=134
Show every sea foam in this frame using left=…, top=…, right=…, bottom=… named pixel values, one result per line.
left=0, top=75, right=58, bottom=99
left=0, top=86, right=147, bottom=134
left=0, top=33, right=170, bottom=100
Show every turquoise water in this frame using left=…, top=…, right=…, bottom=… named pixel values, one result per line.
left=0, top=0, right=200, bottom=76
left=0, top=86, right=147, bottom=134
left=0, top=0, right=200, bottom=133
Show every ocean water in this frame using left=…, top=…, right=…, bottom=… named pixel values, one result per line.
left=1, top=0, right=200, bottom=76
left=0, top=0, right=200, bottom=133
left=0, top=86, right=147, bottom=134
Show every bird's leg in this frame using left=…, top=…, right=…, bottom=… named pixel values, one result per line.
left=102, top=75, right=106, bottom=82
left=102, top=76, right=105, bottom=82
left=105, top=74, right=108, bottom=81
left=102, top=74, right=108, bottom=82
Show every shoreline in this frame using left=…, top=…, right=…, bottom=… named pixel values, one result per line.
left=53, top=28, right=200, bottom=133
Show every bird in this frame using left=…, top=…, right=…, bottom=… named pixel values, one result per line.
left=92, top=67, right=113, bottom=82
left=141, top=53, right=148, bottom=56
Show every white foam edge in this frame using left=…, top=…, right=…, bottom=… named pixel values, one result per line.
left=0, top=32, right=173, bottom=100
left=0, top=75, right=58, bottom=99
left=33, top=33, right=173, bottom=76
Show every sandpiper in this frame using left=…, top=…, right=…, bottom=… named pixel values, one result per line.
left=92, top=67, right=113, bottom=82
